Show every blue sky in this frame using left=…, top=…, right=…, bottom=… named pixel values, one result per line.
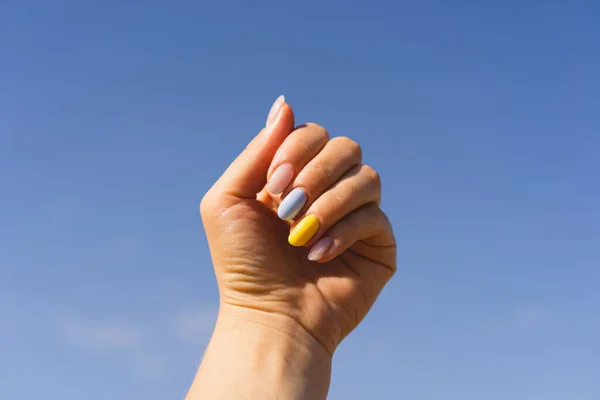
left=1, top=0, right=599, bottom=398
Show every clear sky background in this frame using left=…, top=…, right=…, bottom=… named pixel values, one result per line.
left=1, top=1, right=599, bottom=399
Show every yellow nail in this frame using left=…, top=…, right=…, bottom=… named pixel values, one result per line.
left=288, top=215, right=320, bottom=246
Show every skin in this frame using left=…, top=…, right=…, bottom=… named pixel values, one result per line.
left=187, top=98, right=396, bottom=399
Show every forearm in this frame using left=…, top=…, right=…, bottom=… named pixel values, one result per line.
left=186, top=305, right=332, bottom=400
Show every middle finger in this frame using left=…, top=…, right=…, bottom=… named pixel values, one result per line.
left=276, top=136, right=363, bottom=220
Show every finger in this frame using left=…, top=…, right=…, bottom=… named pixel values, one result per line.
left=266, top=123, right=329, bottom=195
left=306, top=203, right=395, bottom=266
left=208, top=96, right=295, bottom=201
left=286, top=164, right=381, bottom=247
left=274, top=136, right=362, bottom=220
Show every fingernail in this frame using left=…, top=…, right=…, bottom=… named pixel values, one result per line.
left=308, top=236, right=333, bottom=261
left=268, top=163, right=294, bottom=195
left=289, top=215, right=320, bottom=247
left=277, top=188, right=307, bottom=220
left=266, top=95, right=285, bottom=127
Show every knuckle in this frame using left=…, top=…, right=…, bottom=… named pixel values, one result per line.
left=199, top=196, right=209, bottom=217
left=364, top=201, right=381, bottom=216
left=296, top=165, right=334, bottom=199
left=310, top=162, right=336, bottom=184
left=304, top=122, right=329, bottom=141
left=345, top=211, right=362, bottom=233
left=199, top=193, right=215, bottom=218
left=333, top=136, right=362, bottom=160
left=362, top=164, right=381, bottom=190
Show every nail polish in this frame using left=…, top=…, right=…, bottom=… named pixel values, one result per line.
left=277, top=188, right=307, bottom=220
left=289, top=215, right=320, bottom=247
left=268, top=163, right=294, bottom=195
left=308, top=237, right=333, bottom=261
left=266, top=95, right=285, bottom=127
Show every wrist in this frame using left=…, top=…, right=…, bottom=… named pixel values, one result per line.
left=187, top=304, right=332, bottom=400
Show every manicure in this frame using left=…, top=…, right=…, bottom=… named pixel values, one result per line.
left=277, top=188, right=307, bottom=220
left=268, top=163, right=294, bottom=195
left=266, top=95, right=285, bottom=127
left=288, top=215, right=320, bottom=247
left=308, top=237, right=333, bottom=261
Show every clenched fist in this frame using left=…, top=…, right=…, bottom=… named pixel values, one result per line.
left=199, top=96, right=396, bottom=355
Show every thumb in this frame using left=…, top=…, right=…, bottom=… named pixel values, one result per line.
left=210, top=95, right=295, bottom=200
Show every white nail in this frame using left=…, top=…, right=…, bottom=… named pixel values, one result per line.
left=266, top=95, right=285, bottom=127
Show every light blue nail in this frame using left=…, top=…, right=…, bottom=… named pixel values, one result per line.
left=277, top=188, right=307, bottom=220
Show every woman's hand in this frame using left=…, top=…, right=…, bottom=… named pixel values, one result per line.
left=188, top=96, right=396, bottom=399
left=200, top=96, right=396, bottom=354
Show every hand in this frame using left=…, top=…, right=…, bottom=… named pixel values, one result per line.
left=200, top=96, right=396, bottom=355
